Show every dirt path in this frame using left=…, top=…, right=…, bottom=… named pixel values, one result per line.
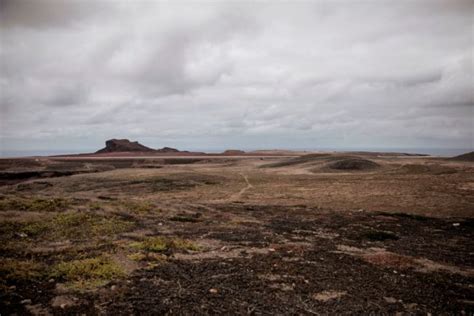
left=229, top=173, right=253, bottom=201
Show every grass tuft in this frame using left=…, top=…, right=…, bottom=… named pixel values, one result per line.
left=10, top=212, right=134, bottom=241
left=51, top=256, right=124, bottom=290
left=122, top=200, right=157, bottom=214
left=0, top=259, right=45, bottom=282
left=0, top=197, right=69, bottom=212
left=130, top=236, right=200, bottom=253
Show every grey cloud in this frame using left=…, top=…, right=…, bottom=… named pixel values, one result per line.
left=1, top=1, right=472, bottom=153
left=0, top=0, right=111, bottom=29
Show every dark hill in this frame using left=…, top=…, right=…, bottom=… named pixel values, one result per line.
left=450, top=151, right=474, bottom=162
left=96, top=139, right=155, bottom=153
left=222, top=150, right=246, bottom=155
left=156, top=147, right=180, bottom=153
left=327, top=158, right=380, bottom=170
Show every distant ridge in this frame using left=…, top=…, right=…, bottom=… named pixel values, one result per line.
left=450, top=151, right=474, bottom=162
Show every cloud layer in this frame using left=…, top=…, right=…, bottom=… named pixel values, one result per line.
left=1, top=0, right=473, bottom=153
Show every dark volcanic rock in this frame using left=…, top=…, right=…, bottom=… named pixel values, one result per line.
left=96, top=139, right=155, bottom=153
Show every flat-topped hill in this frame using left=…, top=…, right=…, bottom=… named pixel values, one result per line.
left=96, top=139, right=156, bottom=153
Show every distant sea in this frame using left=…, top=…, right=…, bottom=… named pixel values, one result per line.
left=0, top=147, right=472, bottom=158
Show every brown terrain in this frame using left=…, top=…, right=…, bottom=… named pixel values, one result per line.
left=0, top=142, right=473, bottom=315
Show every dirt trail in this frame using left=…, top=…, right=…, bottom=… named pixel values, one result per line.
left=226, top=173, right=253, bottom=202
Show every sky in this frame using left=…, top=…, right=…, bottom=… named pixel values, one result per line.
left=0, top=0, right=473, bottom=154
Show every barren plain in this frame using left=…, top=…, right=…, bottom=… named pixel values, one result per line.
left=0, top=152, right=473, bottom=315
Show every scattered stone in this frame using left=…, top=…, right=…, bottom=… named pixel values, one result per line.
left=51, top=295, right=79, bottom=309
left=384, top=297, right=398, bottom=304
left=21, top=299, right=32, bottom=305
left=209, top=288, right=218, bottom=294
left=313, top=291, right=347, bottom=302
left=453, top=223, right=460, bottom=227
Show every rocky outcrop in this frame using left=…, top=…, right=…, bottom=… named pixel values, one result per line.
left=96, top=139, right=155, bottom=153
left=95, top=139, right=183, bottom=154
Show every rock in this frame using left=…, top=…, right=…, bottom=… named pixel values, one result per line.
left=16, top=232, right=28, bottom=238
left=51, top=295, right=79, bottom=308
left=96, top=139, right=155, bottom=153
left=312, top=291, right=347, bottom=302
left=384, top=297, right=398, bottom=304
left=21, top=299, right=32, bottom=304
left=453, top=223, right=460, bottom=227
left=209, top=288, right=218, bottom=294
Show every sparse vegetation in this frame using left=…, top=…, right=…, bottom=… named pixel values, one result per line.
left=0, top=259, right=45, bottom=282
left=89, top=201, right=104, bottom=211
left=127, top=252, right=165, bottom=262
left=130, top=236, right=200, bottom=253
left=0, top=197, right=69, bottom=212
left=51, top=256, right=125, bottom=289
left=10, top=211, right=134, bottom=241
left=0, top=153, right=472, bottom=314
left=122, top=200, right=157, bottom=213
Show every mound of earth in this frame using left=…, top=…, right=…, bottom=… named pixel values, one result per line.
left=261, top=153, right=333, bottom=168
left=328, top=158, right=380, bottom=171
left=96, top=139, right=155, bottom=153
left=156, top=147, right=180, bottom=153
left=450, top=151, right=474, bottom=162
left=222, top=150, right=246, bottom=155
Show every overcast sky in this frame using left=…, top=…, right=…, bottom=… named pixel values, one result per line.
left=1, top=0, right=473, bottom=154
